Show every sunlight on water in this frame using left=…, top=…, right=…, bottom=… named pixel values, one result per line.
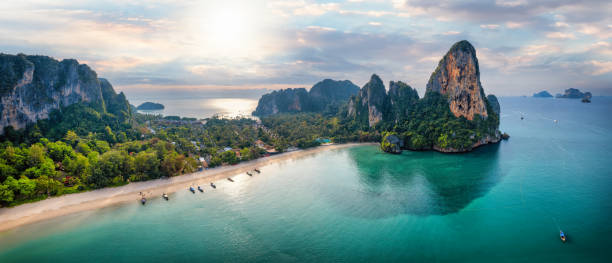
left=206, top=98, right=259, bottom=118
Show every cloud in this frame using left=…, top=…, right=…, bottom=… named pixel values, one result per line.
left=506, top=22, right=526, bottom=29
left=442, top=31, right=461, bottom=35
left=480, top=24, right=500, bottom=30
left=1, top=0, right=610, bottom=95
left=546, top=32, right=576, bottom=39
left=590, top=61, right=612, bottom=75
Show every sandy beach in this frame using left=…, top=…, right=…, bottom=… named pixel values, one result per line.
left=0, top=143, right=373, bottom=233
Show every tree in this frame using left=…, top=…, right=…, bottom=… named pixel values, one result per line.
left=76, top=142, right=91, bottom=155
left=27, top=144, right=46, bottom=168
left=47, top=141, right=75, bottom=163
left=0, top=183, right=14, bottom=204
left=64, top=130, right=79, bottom=146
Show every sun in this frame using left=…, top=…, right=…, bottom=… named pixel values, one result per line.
left=208, top=7, right=247, bottom=47
left=193, top=2, right=258, bottom=57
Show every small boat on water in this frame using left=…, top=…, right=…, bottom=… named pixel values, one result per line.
left=210, top=182, right=216, bottom=189
left=246, top=171, right=252, bottom=176
left=141, top=197, right=147, bottom=205
left=189, top=186, right=195, bottom=193
left=162, top=193, right=169, bottom=200
left=228, top=178, right=234, bottom=182
left=198, top=186, right=204, bottom=192
left=560, top=230, right=566, bottom=243
left=254, top=168, right=261, bottom=173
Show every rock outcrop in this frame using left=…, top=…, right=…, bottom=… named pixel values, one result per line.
left=309, top=79, right=359, bottom=111
left=381, top=133, right=403, bottom=154
left=0, top=54, right=128, bottom=133
left=252, top=79, right=359, bottom=116
left=426, top=40, right=488, bottom=120
left=533, top=91, right=553, bottom=98
left=252, top=88, right=310, bottom=116
left=347, top=74, right=387, bottom=127
left=388, top=81, right=419, bottom=122
left=487, top=94, right=500, bottom=115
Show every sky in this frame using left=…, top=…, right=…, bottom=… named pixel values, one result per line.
left=0, top=0, right=611, bottom=96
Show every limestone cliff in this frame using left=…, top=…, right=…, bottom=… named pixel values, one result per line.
left=388, top=81, right=419, bottom=122
left=253, top=79, right=359, bottom=116
left=486, top=94, right=500, bottom=115
left=308, top=79, right=359, bottom=112
left=252, top=88, right=310, bottom=116
left=347, top=74, right=387, bottom=127
left=0, top=53, right=128, bottom=133
left=426, top=40, right=488, bottom=120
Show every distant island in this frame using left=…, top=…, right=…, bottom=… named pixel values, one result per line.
left=136, top=102, right=165, bottom=110
left=533, top=91, right=553, bottom=98
left=555, top=88, right=592, bottom=100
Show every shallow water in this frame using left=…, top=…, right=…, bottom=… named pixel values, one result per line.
left=0, top=97, right=611, bottom=262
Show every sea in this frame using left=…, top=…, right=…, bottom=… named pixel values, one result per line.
left=0, top=96, right=611, bottom=262
left=124, top=88, right=268, bottom=119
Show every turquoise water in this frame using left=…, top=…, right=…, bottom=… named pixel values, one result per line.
left=1, top=97, right=611, bottom=262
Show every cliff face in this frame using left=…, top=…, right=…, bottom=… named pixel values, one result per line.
left=347, top=74, right=387, bottom=127
left=0, top=54, right=123, bottom=133
left=253, top=79, right=359, bottom=116
left=388, top=81, right=419, bottom=122
left=309, top=79, right=359, bottom=111
left=426, top=40, right=488, bottom=120
left=486, top=94, right=500, bottom=115
left=252, top=88, right=310, bottom=116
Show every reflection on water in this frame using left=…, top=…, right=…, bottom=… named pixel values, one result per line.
left=335, top=143, right=502, bottom=217
left=206, top=98, right=259, bottom=118
left=126, top=88, right=267, bottom=119
left=135, top=98, right=259, bottom=119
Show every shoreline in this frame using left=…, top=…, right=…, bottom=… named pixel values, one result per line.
left=0, top=143, right=375, bottom=233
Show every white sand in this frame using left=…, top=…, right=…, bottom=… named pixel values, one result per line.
left=0, top=143, right=374, bottom=232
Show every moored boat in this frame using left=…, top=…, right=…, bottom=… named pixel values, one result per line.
left=189, top=186, right=195, bottom=193
left=198, top=186, right=204, bottom=192
left=141, top=197, right=147, bottom=205
left=246, top=171, right=252, bottom=176
left=210, top=182, right=216, bottom=189
left=162, top=193, right=169, bottom=200
left=254, top=168, right=261, bottom=173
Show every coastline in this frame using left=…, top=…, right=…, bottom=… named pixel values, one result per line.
left=0, top=143, right=375, bottom=233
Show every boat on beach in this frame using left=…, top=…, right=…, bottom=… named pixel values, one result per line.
left=228, top=178, right=234, bottom=182
left=254, top=168, right=261, bottom=173
left=247, top=171, right=252, bottom=176
left=210, top=182, right=216, bottom=189
left=198, top=186, right=204, bottom=192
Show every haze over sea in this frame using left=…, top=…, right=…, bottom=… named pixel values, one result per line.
left=0, top=97, right=611, bottom=262
left=126, top=89, right=268, bottom=119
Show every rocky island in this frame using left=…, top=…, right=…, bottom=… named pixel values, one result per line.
left=556, top=88, right=592, bottom=102
left=254, top=40, right=502, bottom=154
left=136, top=102, right=165, bottom=110
left=533, top=91, right=553, bottom=98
